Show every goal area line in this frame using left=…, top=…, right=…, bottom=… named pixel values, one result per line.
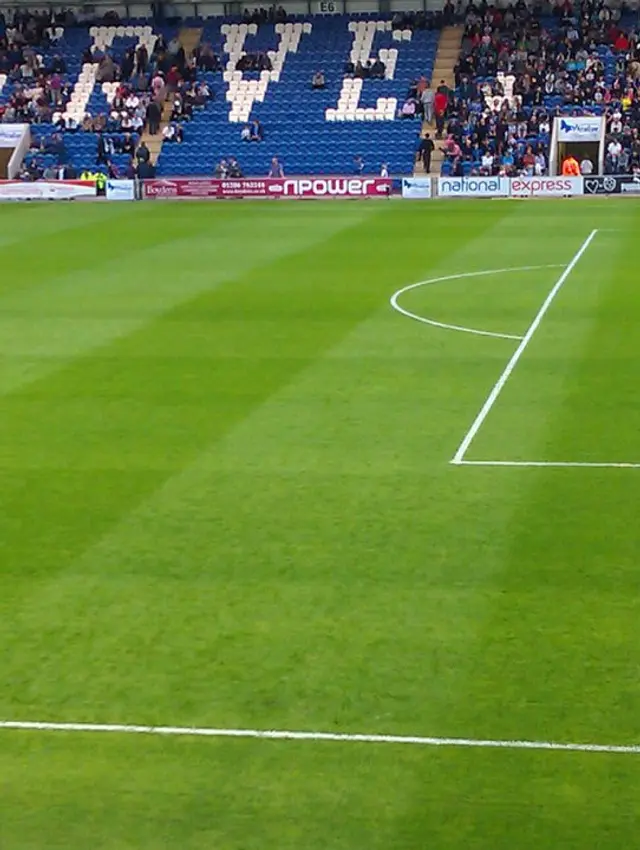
left=1, top=719, right=639, bottom=756
left=452, top=460, right=640, bottom=469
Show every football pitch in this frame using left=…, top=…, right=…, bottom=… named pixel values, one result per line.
left=1, top=198, right=639, bottom=849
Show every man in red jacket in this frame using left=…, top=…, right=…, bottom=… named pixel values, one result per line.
left=434, top=90, right=448, bottom=138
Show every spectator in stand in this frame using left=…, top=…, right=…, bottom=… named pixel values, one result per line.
left=353, top=154, right=364, bottom=174
left=152, top=72, right=165, bottom=99
left=438, top=0, right=640, bottom=176
left=400, top=98, right=417, bottom=119
left=480, top=149, right=494, bottom=174
left=421, top=84, right=434, bottom=123
left=354, top=60, right=368, bottom=79
left=311, top=70, right=325, bottom=89
left=534, top=149, right=546, bottom=175
left=241, top=123, right=252, bottom=141
left=137, top=159, right=155, bottom=179
left=433, top=88, right=447, bottom=138
left=442, top=135, right=461, bottom=171
left=236, top=51, right=272, bottom=72
left=136, top=141, right=150, bottom=164
left=96, top=54, right=116, bottom=83
left=607, top=136, right=622, bottom=171
left=580, top=155, right=594, bottom=175
left=228, top=156, right=243, bottom=177
left=268, top=156, right=284, bottom=177
left=194, top=42, right=221, bottom=72
left=250, top=119, right=264, bottom=141
left=146, top=99, right=161, bottom=135
left=166, top=64, right=182, bottom=91
left=618, top=145, right=630, bottom=173
left=162, top=122, right=183, bottom=142
left=522, top=145, right=536, bottom=175
left=370, top=57, right=386, bottom=79
left=419, top=132, right=434, bottom=171
left=96, top=132, right=114, bottom=164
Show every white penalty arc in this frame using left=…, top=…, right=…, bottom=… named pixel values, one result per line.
left=390, top=265, right=565, bottom=341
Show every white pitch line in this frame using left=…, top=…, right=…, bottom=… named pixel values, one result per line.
left=457, top=460, right=640, bottom=469
left=390, top=264, right=564, bottom=342
left=0, top=719, right=639, bottom=755
left=451, top=230, right=598, bottom=465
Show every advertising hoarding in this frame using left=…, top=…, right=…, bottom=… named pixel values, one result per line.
left=143, top=177, right=392, bottom=199
left=437, top=176, right=510, bottom=197
left=401, top=177, right=432, bottom=199
left=510, top=177, right=583, bottom=197
left=0, top=180, right=95, bottom=200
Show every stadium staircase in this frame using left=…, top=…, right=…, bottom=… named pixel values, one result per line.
left=138, top=25, right=204, bottom=164
left=414, top=24, right=463, bottom=176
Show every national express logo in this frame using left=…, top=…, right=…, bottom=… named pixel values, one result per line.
left=439, top=176, right=508, bottom=196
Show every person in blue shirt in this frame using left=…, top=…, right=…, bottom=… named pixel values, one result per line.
left=502, top=149, right=515, bottom=168
left=268, top=156, right=284, bottom=178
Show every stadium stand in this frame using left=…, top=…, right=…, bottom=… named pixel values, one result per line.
left=437, top=0, right=640, bottom=177
left=0, top=8, right=442, bottom=178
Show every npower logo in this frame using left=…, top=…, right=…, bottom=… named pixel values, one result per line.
left=278, top=178, right=389, bottom=197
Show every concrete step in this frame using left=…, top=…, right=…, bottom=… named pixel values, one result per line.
left=137, top=26, right=203, bottom=165
left=178, top=26, right=203, bottom=53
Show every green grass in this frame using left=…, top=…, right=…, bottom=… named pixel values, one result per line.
left=1, top=199, right=639, bottom=849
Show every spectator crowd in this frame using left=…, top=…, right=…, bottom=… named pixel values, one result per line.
left=429, top=0, right=640, bottom=177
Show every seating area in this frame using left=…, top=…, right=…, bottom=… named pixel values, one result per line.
left=158, top=15, right=439, bottom=176
left=1, top=12, right=439, bottom=178
left=440, top=2, right=640, bottom=176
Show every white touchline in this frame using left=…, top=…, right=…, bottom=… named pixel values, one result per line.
left=451, top=229, right=598, bottom=465
left=0, top=719, right=639, bottom=755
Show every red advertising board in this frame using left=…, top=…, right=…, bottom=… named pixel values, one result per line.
left=143, top=176, right=392, bottom=199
